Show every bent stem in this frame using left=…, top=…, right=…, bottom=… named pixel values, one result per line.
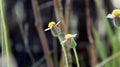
left=73, top=47, right=80, bottom=67
left=58, top=36, right=69, bottom=67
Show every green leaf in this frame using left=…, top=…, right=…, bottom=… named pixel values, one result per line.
left=93, top=27, right=110, bottom=67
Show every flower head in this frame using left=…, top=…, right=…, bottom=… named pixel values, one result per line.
left=112, top=9, right=120, bottom=17
left=44, top=21, right=61, bottom=37
left=48, top=21, right=56, bottom=28
left=65, top=34, right=73, bottom=39
left=62, top=34, right=77, bottom=48
left=107, top=9, right=120, bottom=19
left=107, top=9, right=120, bottom=27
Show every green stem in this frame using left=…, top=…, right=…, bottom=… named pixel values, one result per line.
left=18, top=23, right=35, bottom=64
left=73, top=47, right=80, bottom=67
left=0, top=0, right=10, bottom=67
left=58, top=36, right=68, bottom=67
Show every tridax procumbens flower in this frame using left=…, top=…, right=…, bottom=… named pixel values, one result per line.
left=107, top=9, right=120, bottom=27
left=62, top=34, right=77, bottom=48
left=44, top=21, right=61, bottom=37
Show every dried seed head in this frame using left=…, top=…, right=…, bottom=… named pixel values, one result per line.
left=48, top=21, right=56, bottom=28
left=112, top=9, right=120, bottom=17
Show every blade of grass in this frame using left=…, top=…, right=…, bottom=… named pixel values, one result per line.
left=95, top=0, right=119, bottom=66
left=94, top=0, right=118, bottom=66
left=0, top=0, right=10, bottom=67
left=96, top=52, right=120, bottom=67
left=112, top=28, right=119, bottom=67
left=94, top=0, right=113, bottom=42
left=92, top=27, right=110, bottom=67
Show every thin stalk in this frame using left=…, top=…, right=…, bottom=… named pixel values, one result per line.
left=14, top=1, right=35, bottom=64
left=96, top=52, right=120, bottom=67
left=93, top=28, right=110, bottom=67
left=58, top=36, right=69, bottom=67
left=53, top=0, right=64, bottom=22
left=40, top=1, right=53, bottom=9
left=18, top=23, right=35, bottom=64
left=32, top=50, right=54, bottom=67
left=53, top=38, right=58, bottom=67
left=111, top=28, right=119, bottom=67
left=0, top=0, right=10, bottom=67
left=65, top=0, right=72, bottom=33
left=31, top=57, right=45, bottom=67
left=31, top=0, right=54, bottom=67
left=0, top=8, right=5, bottom=67
left=53, top=0, right=72, bottom=66
left=85, top=0, right=97, bottom=66
left=94, top=0, right=112, bottom=67
left=1, top=22, right=5, bottom=67
left=73, top=47, right=80, bottom=67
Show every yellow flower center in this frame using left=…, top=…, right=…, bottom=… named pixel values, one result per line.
left=65, top=34, right=72, bottom=39
left=48, top=21, right=56, bottom=28
left=112, top=9, right=120, bottom=17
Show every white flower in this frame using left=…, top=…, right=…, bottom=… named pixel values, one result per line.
left=44, top=21, right=61, bottom=31
left=44, top=21, right=61, bottom=37
left=107, top=9, right=120, bottom=19
left=107, top=9, right=120, bottom=27
left=62, top=34, right=77, bottom=48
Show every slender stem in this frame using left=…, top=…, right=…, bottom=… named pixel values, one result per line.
left=1, top=16, right=4, bottom=67
left=73, top=47, right=80, bottom=67
left=53, top=38, right=58, bottom=67
left=31, top=57, right=45, bottom=67
left=65, top=0, right=72, bottom=33
left=96, top=52, right=120, bottom=67
left=31, top=0, right=54, bottom=67
left=58, top=36, right=69, bottom=67
left=0, top=0, right=10, bottom=67
left=18, top=23, right=35, bottom=64
left=1, top=22, right=5, bottom=67
left=85, top=0, right=97, bottom=66
left=40, top=1, right=53, bottom=9
left=53, top=0, right=72, bottom=66
left=61, top=45, right=69, bottom=67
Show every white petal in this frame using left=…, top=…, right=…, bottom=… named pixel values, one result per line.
left=55, top=21, right=61, bottom=26
left=44, top=28, right=51, bottom=31
left=72, top=34, right=77, bottom=38
left=106, top=14, right=115, bottom=19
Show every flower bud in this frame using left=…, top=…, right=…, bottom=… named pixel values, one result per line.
left=63, top=34, right=77, bottom=48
